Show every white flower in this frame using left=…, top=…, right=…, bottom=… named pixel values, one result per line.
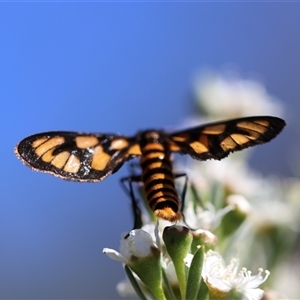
left=103, top=229, right=155, bottom=263
left=188, top=157, right=265, bottom=200
left=192, top=228, right=218, bottom=248
left=184, top=199, right=233, bottom=231
left=102, top=247, right=128, bottom=264
left=249, top=177, right=300, bottom=231
left=116, top=278, right=140, bottom=297
left=194, top=70, right=283, bottom=119
left=227, top=194, right=251, bottom=215
left=202, top=250, right=270, bottom=300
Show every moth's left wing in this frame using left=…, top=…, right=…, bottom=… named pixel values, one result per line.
left=168, top=116, right=286, bottom=160
left=15, top=131, right=142, bottom=182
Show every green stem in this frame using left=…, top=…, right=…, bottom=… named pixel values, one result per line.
left=149, top=280, right=167, bottom=300
left=162, top=267, right=177, bottom=300
left=174, top=260, right=186, bottom=299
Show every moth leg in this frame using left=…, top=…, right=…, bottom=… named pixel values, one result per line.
left=187, top=179, right=205, bottom=231
left=174, top=173, right=203, bottom=230
left=126, top=161, right=141, bottom=176
left=174, top=173, right=189, bottom=226
left=189, top=179, right=205, bottom=209
left=120, top=175, right=143, bottom=229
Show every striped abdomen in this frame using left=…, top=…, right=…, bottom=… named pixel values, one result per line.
left=140, top=142, right=181, bottom=222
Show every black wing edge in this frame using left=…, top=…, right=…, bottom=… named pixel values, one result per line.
left=170, top=116, right=286, bottom=160
left=14, top=131, right=134, bottom=182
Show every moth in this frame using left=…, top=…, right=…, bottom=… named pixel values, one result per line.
left=15, top=116, right=286, bottom=222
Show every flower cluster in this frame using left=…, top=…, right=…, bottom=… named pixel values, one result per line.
left=104, top=225, right=270, bottom=300
left=103, top=69, right=299, bottom=299
left=193, top=68, right=283, bottom=119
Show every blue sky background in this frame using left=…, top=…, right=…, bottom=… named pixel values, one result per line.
left=1, top=3, right=300, bottom=299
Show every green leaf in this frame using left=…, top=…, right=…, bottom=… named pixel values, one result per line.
left=196, top=278, right=208, bottom=300
left=125, top=265, right=148, bottom=300
left=186, top=246, right=204, bottom=300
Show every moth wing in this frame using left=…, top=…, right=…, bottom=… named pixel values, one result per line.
left=15, top=131, right=142, bottom=182
left=169, top=116, right=286, bottom=160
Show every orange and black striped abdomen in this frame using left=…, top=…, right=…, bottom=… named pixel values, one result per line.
left=139, top=131, right=181, bottom=222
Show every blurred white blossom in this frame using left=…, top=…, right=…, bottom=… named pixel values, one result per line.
left=184, top=198, right=233, bottom=231
left=116, top=278, right=138, bottom=298
left=194, top=70, right=283, bottom=119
